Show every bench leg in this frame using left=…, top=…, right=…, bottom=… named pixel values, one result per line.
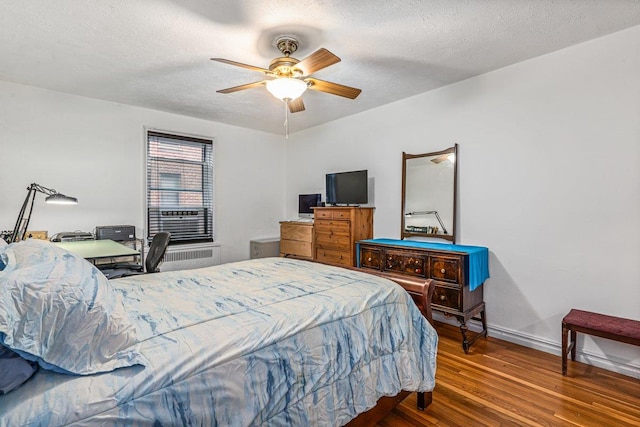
left=562, top=322, right=568, bottom=376
left=562, top=322, right=578, bottom=376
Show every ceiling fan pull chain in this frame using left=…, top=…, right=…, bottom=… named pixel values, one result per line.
left=284, top=100, right=289, bottom=139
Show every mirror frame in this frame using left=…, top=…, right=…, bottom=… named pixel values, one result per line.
left=401, top=144, right=458, bottom=243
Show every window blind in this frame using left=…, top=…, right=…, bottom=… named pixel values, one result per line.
left=146, top=131, right=214, bottom=244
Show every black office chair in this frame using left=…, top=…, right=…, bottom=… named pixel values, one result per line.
left=104, top=232, right=171, bottom=279
left=144, top=232, right=171, bottom=273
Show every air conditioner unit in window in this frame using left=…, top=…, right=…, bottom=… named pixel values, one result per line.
left=156, top=208, right=212, bottom=241
left=160, top=209, right=200, bottom=233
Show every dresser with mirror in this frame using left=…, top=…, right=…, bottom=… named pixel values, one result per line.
left=357, top=144, right=489, bottom=353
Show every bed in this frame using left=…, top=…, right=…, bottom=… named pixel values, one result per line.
left=0, top=239, right=437, bottom=426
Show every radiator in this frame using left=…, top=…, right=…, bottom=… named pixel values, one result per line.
left=158, top=242, right=221, bottom=272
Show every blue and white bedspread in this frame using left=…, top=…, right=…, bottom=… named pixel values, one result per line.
left=0, top=257, right=437, bottom=426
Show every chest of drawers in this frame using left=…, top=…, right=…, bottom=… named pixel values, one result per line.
left=279, top=221, right=314, bottom=260
left=313, top=207, right=374, bottom=267
left=358, top=238, right=489, bottom=353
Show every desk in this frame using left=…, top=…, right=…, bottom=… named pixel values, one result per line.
left=54, top=239, right=140, bottom=262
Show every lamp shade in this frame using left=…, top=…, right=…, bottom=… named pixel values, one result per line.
left=265, top=78, right=307, bottom=101
left=45, top=193, right=78, bottom=205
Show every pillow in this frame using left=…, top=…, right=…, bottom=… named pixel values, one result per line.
left=0, top=345, right=37, bottom=394
left=0, top=239, right=146, bottom=375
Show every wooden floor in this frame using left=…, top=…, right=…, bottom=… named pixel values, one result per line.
left=377, top=321, right=640, bottom=427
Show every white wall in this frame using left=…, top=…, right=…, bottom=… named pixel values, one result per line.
left=285, top=26, right=640, bottom=377
left=1, top=25, right=637, bottom=378
left=0, top=81, right=285, bottom=263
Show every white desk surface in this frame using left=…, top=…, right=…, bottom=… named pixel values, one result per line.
left=54, top=239, right=140, bottom=259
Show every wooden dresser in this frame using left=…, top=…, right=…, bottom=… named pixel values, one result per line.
left=357, top=238, right=489, bottom=353
left=313, top=207, right=374, bottom=267
left=279, top=221, right=314, bottom=260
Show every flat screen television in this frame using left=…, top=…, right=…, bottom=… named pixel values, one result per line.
left=298, top=193, right=322, bottom=217
left=325, top=170, right=368, bottom=205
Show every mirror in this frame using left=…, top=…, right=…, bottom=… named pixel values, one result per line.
left=401, top=144, right=457, bottom=243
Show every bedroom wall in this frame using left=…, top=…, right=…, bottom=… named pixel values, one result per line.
left=285, top=25, right=640, bottom=377
left=0, top=81, right=285, bottom=263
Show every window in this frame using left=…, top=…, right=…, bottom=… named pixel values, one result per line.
left=146, top=130, right=214, bottom=244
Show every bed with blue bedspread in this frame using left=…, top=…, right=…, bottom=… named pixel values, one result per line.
left=0, top=239, right=437, bottom=426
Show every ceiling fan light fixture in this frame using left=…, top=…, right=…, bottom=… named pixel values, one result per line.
left=266, top=78, right=307, bottom=101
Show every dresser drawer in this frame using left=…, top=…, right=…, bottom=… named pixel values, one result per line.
left=280, top=223, right=313, bottom=241
left=280, top=239, right=312, bottom=258
left=432, top=285, right=461, bottom=310
left=314, top=209, right=333, bottom=219
left=315, top=235, right=351, bottom=251
left=383, top=250, right=427, bottom=278
left=314, top=220, right=350, bottom=233
left=314, top=209, right=351, bottom=220
left=360, top=247, right=382, bottom=270
left=315, top=248, right=351, bottom=266
left=430, top=256, right=461, bottom=284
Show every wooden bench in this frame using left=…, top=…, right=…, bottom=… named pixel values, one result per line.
left=561, top=309, right=640, bottom=376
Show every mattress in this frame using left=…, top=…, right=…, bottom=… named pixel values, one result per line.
left=0, top=257, right=437, bottom=426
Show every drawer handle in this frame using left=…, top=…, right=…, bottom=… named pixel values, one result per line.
left=339, top=255, right=343, bottom=260
left=440, top=268, right=446, bottom=274
left=440, top=295, right=446, bottom=301
left=368, top=257, right=372, bottom=262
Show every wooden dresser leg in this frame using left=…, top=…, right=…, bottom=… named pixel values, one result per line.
left=480, top=307, right=488, bottom=337
left=459, top=321, right=470, bottom=353
left=456, top=305, right=488, bottom=354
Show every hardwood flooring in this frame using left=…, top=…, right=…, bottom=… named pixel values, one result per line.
left=377, top=321, right=640, bottom=426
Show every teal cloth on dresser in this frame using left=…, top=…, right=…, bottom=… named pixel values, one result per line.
left=358, top=238, right=490, bottom=291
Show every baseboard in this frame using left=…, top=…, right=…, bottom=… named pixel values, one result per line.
left=432, top=313, right=640, bottom=379
left=489, top=324, right=640, bottom=379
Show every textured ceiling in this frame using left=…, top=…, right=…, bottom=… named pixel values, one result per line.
left=1, top=1, right=639, bottom=135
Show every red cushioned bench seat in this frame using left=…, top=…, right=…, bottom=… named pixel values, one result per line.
left=561, top=309, right=640, bottom=376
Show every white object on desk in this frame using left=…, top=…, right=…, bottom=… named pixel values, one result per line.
left=294, top=218, right=314, bottom=223
left=53, top=239, right=140, bottom=261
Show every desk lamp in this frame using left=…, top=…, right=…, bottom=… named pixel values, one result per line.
left=404, top=210, right=448, bottom=235
left=9, top=183, right=78, bottom=243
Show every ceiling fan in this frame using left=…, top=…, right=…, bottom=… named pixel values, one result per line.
left=431, top=153, right=456, bottom=164
left=211, top=37, right=361, bottom=113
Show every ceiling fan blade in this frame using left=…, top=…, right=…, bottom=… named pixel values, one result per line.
left=294, top=48, right=341, bottom=76
left=210, top=58, right=272, bottom=74
left=288, top=97, right=305, bottom=113
left=431, top=154, right=450, bottom=164
left=216, top=80, right=267, bottom=94
left=306, top=78, right=362, bottom=99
